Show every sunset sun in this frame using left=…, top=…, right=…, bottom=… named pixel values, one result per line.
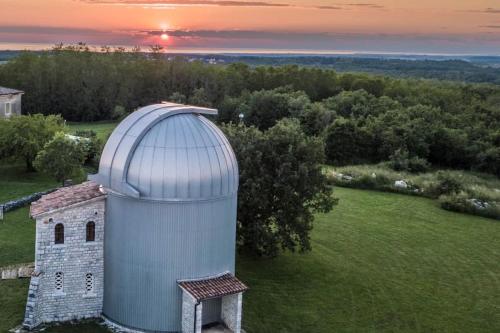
left=160, top=33, right=169, bottom=41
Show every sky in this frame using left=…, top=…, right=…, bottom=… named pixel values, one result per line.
left=1, top=0, right=500, bottom=54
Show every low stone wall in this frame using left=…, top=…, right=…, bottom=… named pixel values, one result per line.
left=1, top=263, right=34, bottom=280
left=1, top=189, right=57, bottom=214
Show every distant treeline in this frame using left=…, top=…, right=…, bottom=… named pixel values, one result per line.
left=233, top=57, right=500, bottom=84
left=0, top=46, right=498, bottom=175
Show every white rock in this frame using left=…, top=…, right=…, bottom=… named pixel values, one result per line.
left=18, top=265, right=35, bottom=278
left=2, top=268, right=18, bottom=279
left=394, top=180, right=408, bottom=189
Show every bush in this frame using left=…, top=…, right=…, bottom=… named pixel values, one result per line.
left=434, top=171, right=464, bottom=195
left=326, top=163, right=500, bottom=220
left=74, top=130, right=101, bottom=164
left=389, top=149, right=430, bottom=173
left=440, top=192, right=500, bottom=220
left=111, top=105, right=126, bottom=120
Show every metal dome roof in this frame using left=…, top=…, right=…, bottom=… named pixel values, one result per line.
left=89, top=103, right=238, bottom=201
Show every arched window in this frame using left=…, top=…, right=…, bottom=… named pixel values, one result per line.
left=54, top=223, right=64, bottom=244
left=86, top=221, right=95, bottom=242
left=85, top=273, right=94, bottom=293
left=55, top=272, right=64, bottom=292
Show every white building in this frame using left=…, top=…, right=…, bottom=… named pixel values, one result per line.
left=0, top=86, right=23, bottom=118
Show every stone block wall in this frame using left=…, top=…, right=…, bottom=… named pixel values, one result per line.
left=181, top=291, right=202, bottom=333
left=23, top=197, right=105, bottom=328
left=221, top=293, right=243, bottom=333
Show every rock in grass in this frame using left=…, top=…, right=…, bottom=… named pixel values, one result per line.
left=394, top=180, right=408, bottom=189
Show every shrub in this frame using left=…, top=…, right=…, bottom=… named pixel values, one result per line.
left=434, top=171, right=464, bottom=195
left=389, top=149, right=430, bottom=173
left=440, top=192, right=500, bottom=220
left=169, top=92, right=187, bottom=104
left=74, top=130, right=101, bottom=164
left=111, top=105, right=126, bottom=120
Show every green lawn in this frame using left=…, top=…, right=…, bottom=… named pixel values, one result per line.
left=67, top=121, right=118, bottom=141
left=1, top=188, right=499, bottom=332
left=0, top=207, right=34, bottom=267
left=238, top=188, right=500, bottom=333
left=0, top=160, right=58, bottom=203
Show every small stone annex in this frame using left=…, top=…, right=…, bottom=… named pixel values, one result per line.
left=23, top=103, right=248, bottom=333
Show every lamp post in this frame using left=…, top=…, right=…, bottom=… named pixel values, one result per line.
left=238, top=113, right=244, bottom=124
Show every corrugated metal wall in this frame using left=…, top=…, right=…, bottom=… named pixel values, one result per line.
left=103, top=192, right=237, bottom=332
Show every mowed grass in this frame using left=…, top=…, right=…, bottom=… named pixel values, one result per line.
left=0, top=187, right=498, bottom=332
left=0, top=207, right=34, bottom=267
left=0, top=160, right=58, bottom=203
left=238, top=187, right=500, bottom=333
left=0, top=279, right=31, bottom=332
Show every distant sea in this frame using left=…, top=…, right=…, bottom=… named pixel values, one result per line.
left=1, top=42, right=497, bottom=58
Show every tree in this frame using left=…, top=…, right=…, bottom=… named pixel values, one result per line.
left=222, top=119, right=335, bottom=256
left=0, top=114, right=64, bottom=171
left=34, top=132, right=86, bottom=184
left=299, top=103, right=335, bottom=136
left=324, top=118, right=372, bottom=165
left=188, top=87, right=212, bottom=107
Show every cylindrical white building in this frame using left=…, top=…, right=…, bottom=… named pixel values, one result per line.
left=90, top=103, right=243, bottom=332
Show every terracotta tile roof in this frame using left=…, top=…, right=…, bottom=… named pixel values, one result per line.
left=30, top=181, right=105, bottom=217
left=178, top=273, right=248, bottom=301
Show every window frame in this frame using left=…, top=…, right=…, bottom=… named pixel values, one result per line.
left=54, top=223, right=64, bottom=244
left=85, top=273, right=94, bottom=293
left=54, top=271, right=64, bottom=293
left=4, top=102, right=11, bottom=116
left=86, top=221, right=95, bottom=242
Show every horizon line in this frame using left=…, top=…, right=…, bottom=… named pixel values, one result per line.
left=0, top=43, right=499, bottom=57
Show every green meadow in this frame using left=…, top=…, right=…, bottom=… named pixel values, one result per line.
left=1, top=181, right=498, bottom=332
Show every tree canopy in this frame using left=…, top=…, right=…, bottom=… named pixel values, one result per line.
left=0, top=114, right=64, bottom=171
left=222, top=119, right=335, bottom=256
left=33, top=132, right=86, bottom=184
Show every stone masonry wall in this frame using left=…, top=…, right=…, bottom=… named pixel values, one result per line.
left=181, top=291, right=202, bottom=333
left=221, top=293, right=243, bottom=333
left=23, top=197, right=105, bottom=328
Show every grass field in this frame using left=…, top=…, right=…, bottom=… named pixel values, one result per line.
left=0, top=161, right=58, bottom=204
left=238, top=188, right=500, bottom=333
left=1, top=187, right=499, bottom=332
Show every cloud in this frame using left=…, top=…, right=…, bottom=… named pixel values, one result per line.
left=480, top=25, right=500, bottom=29
left=346, top=3, right=384, bottom=9
left=484, top=8, right=500, bottom=14
left=144, top=29, right=334, bottom=40
left=80, top=0, right=291, bottom=7
left=315, top=5, right=342, bottom=10
left=4, top=25, right=500, bottom=55
left=0, top=26, right=107, bottom=35
left=80, top=0, right=354, bottom=10
left=463, top=8, right=500, bottom=14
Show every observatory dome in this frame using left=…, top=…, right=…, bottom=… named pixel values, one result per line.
left=90, top=103, right=238, bottom=201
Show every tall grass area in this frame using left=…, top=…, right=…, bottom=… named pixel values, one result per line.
left=325, top=164, right=500, bottom=220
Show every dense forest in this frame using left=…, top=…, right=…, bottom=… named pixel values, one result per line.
left=4, top=50, right=500, bottom=83
left=0, top=46, right=499, bottom=176
left=211, top=56, right=500, bottom=84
